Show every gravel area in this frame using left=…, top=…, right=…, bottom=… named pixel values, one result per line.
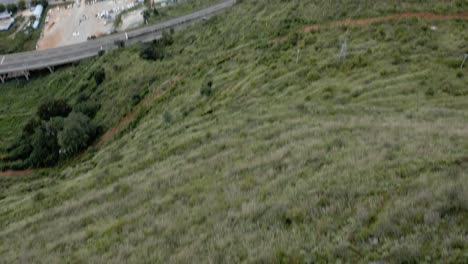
left=37, top=0, right=136, bottom=49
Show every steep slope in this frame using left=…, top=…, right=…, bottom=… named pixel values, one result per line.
left=1, top=0, right=467, bottom=262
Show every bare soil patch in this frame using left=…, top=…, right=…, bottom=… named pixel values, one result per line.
left=37, top=0, right=137, bottom=50
left=304, top=12, right=468, bottom=32
left=0, top=169, right=33, bottom=177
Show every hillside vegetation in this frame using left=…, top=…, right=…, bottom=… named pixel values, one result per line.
left=0, top=0, right=467, bottom=262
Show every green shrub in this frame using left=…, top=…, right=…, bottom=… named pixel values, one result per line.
left=322, top=86, right=335, bottom=100
left=29, top=119, right=63, bottom=167
left=37, top=98, right=72, bottom=121
left=425, top=87, right=435, bottom=97
left=6, top=3, right=17, bottom=13
left=94, top=67, right=106, bottom=85
left=162, top=110, right=172, bottom=125
left=58, top=112, right=97, bottom=157
left=5, top=137, right=32, bottom=162
left=307, top=70, right=321, bottom=82
left=22, top=117, right=41, bottom=136
left=161, top=31, right=174, bottom=46
left=140, top=42, right=164, bottom=61
left=200, top=80, right=213, bottom=97
left=0, top=4, right=5, bottom=12
left=74, top=101, right=100, bottom=118
left=142, top=9, right=151, bottom=23
left=17, top=0, right=25, bottom=10
left=6, top=159, right=30, bottom=171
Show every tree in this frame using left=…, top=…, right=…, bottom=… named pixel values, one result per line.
left=140, top=41, right=164, bottom=61
left=29, top=118, right=63, bottom=167
left=18, top=0, right=26, bottom=10
left=5, top=117, right=40, bottom=161
left=23, top=117, right=41, bottom=135
left=37, top=98, right=72, bottom=121
left=142, top=9, right=151, bottom=24
left=94, top=67, right=106, bottom=85
left=74, top=101, right=100, bottom=118
left=200, top=78, right=213, bottom=97
left=6, top=3, right=17, bottom=13
left=30, top=0, right=37, bottom=6
left=161, top=31, right=174, bottom=46
left=58, top=112, right=96, bottom=157
left=0, top=4, right=6, bottom=13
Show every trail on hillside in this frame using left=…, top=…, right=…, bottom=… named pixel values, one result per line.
left=304, top=11, right=468, bottom=32
left=96, top=76, right=182, bottom=146
left=0, top=169, right=33, bottom=177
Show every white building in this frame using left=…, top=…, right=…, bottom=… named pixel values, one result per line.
left=32, top=5, right=43, bottom=29
left=33, top=4, right=44, bottom=18
left=153, top=0, right=178, bottom=7
left=0, top=11, right=15, bottom=31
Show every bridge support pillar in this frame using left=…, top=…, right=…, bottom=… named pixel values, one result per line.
left=23, top=71, right=30, bottom=81
left=0, top=74, right=4, bottom=83
left=47, top=66, right=54, bottom=73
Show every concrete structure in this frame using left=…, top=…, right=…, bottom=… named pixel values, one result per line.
left=0, top=0, right=236, bottom=83
left=0, top=11, right=11, bottom=20
left=0, top=11, right=14, bottom=31
left=31, top=4, right=43, bottom=30
left=154, top=0, right=177, bottom=7
left=32, top=4, right=44, bottom=18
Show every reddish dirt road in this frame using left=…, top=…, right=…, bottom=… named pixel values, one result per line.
left=304, top=11, right=468, bottom=32
left=0, top=169, right=33, bottom=177
left=96, top=76, right=182, bottom=146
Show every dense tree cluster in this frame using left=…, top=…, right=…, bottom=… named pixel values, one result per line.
left=2, top=98, right=100, bottom=169
left=139, top=31, right=173, bottom=61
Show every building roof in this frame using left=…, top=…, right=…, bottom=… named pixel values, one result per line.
left=0, top=11, right=11, bottom=20
left=32, top=4, right=43, bottom=18
left=0, top=17, right=15, bottom=31
left=32, top=19, right=40, bottom=29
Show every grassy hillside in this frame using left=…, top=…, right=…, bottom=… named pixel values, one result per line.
left=1, top=0, right=467, bottom=262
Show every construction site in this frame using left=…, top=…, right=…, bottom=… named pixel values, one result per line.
left=37, top=0, right=143, bottom=49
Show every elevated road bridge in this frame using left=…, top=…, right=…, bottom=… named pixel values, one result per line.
left=0, top=0, right=236, bottom=82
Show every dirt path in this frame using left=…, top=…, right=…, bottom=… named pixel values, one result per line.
left=304, top=11, right=468, bottom=32
left=0, top=169, right=33, bottom=177
left=8, top=17, right=28, bottom=39
left=96, top=76, right=182, bottom=146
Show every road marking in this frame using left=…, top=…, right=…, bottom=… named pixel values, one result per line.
left=1, top=56, right=4, bottom=65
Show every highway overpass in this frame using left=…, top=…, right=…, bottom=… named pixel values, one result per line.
left=0, top=0, right=236, bottom=82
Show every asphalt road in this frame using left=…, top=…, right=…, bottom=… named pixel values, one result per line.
left=0, top=0, right=236, bottom=76
left=0, top=0, right=18, bottom=4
